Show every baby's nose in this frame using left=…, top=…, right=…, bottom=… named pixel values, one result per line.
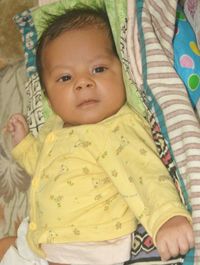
left=75, top=78, right=95, bottom=91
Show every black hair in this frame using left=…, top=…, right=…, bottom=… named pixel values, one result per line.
left=36, top=6, right=118, bottom=91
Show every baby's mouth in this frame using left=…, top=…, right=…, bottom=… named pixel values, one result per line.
left=77, top=99, right=99, bottom=108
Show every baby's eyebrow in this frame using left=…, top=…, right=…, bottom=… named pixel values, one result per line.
left=89, top=54, right=114, bottom=63
left=48, top=64, right=71, bottom=74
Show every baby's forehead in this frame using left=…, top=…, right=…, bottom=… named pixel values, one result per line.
left=43, top=24, right=113, bottom=53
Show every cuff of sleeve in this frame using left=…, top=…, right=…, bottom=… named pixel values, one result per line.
left=11, top=133, right=35, bottom=161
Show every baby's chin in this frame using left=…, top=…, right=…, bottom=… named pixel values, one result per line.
left=77, top=116, right=107, bottom=125
left=63, top=114, right=110, bottom=127
left=63, top=105, right=124, bottom=127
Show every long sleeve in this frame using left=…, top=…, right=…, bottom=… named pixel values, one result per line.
left=11, top=133, right=41, bottom=177
left=94, top=110, right=192, bottom=244
left=11, top=113, right=58, bottom=177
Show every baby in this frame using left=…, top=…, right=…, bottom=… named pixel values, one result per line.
left=4, top=6, right=194, bottom=265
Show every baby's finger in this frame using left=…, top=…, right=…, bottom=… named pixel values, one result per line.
left=2, top=126, right=8, bottom=134
left=11, top=114, right=28, bottom=132
left=167, top=240, right=180, bottom=259
left=187, top=229, right=195, bottom=249
left=178, top=236, right=190, bottom=255
left=4, top=122, right=14, bottom=133
left=157, top=241, right=171, bottom=261
left=12, top=113, right=27, bottom=125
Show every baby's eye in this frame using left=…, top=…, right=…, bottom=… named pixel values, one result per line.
left=92, top=66, right=107, bottom=74
left=57, top=74, right=71, bottom=82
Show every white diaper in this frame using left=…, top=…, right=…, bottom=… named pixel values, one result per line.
left=0, top=218, right=48, bottom=265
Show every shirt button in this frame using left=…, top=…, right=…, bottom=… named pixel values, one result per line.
left=32, top=178, right=38, bottom=188
left=29, top=222, right=37, bottom=230
left=47, top=133, right=55, bottom=142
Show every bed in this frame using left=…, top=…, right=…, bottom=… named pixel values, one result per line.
left=0, top=0, right=200, bottom=264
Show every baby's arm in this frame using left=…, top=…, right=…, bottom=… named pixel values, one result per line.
left=156, top=216, right=194, bottom=261
left=5, top=114, right=29, bottom=147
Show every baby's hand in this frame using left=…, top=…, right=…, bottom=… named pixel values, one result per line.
left=156, top=216, right=194, bottom=261
left=4, top=114, right=29, bottom=147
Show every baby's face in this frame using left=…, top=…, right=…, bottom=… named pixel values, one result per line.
left=42, top=27, right=126, bottom=126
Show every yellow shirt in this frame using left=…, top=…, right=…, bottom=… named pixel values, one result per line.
left=12, top=104, right=191, bottom=257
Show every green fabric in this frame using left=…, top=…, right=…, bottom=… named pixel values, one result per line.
left=32, top=0, right=146, bottom=117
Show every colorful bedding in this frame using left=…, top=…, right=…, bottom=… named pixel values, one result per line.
left=173, top=5, right=200, bottom=110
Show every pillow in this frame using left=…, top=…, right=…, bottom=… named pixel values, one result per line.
left=173, top=6, right=200, bottom=109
